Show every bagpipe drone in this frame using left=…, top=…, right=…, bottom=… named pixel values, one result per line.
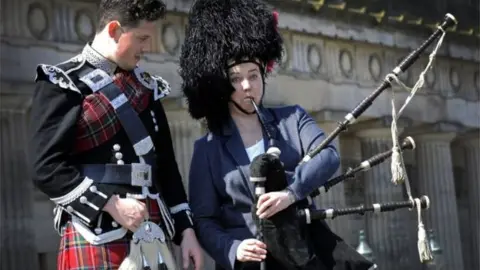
left=249, top=12, right=457, bottom=270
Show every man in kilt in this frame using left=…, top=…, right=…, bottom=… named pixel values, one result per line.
left=28, top=0, right=204, bottom=269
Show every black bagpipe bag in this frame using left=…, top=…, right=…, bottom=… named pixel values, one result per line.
left=249, top=153, right=375, bottom=270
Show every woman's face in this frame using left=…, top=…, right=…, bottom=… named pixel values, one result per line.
left=228, top=61, right=264, bottom=114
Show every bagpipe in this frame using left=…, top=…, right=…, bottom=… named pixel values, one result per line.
left=249, top=13, right=457, bottom=270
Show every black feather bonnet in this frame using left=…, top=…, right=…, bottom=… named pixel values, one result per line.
left=178, top=0, right=283, bottom=133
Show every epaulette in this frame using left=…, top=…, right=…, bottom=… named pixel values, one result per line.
left=34, top=54, right=86, bottom=94
left=133, top=67, right=171, bottom=101
left=35, top=64, right=81, bottom=93
left=55, top=54, right=85, bottom=73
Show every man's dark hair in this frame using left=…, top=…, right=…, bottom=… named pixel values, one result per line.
left=96, top=0, right=166, bottom=32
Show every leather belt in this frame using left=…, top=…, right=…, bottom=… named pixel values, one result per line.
left=80, top=163, right=153, bottom=187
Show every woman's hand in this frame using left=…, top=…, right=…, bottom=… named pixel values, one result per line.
left=236, top=239, right=267, bottom=262
left=256, top=191, right=294, bottom=219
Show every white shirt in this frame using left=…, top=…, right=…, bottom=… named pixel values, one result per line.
left=245, top=139, right=265, bottom=162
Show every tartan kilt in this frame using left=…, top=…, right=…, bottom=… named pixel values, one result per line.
left=57, top=198, right=171, bottom=270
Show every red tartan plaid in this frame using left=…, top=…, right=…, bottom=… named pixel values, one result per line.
left=73, top=71, right=152, bottom=153
left=57, top=198, right=161, bottom=270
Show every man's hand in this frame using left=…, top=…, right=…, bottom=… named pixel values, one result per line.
left=181, top=228, right=204, bottom=270
left=102, top=195, right=149, bottom=232
left=256, top=191, right=294, bottom=219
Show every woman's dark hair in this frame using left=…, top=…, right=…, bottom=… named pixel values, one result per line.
left=96, top=0, right=166, bottom=32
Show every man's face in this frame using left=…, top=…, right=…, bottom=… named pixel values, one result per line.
left=114, top=20, right=156, bottom=70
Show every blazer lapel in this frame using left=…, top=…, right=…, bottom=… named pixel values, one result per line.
left=221, top=107, right=280, bottom=201
left=223, top=120, right=255, bottom=200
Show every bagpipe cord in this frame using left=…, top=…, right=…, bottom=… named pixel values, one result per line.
left=386, top=25, right=446, bottom=263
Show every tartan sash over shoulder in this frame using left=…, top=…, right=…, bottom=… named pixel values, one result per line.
left=73, top=70, right=153, bottom=153
left=39, top=43, right=172, bottom=153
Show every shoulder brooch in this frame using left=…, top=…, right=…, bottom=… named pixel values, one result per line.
left=133, top=67, right=171, bottom=101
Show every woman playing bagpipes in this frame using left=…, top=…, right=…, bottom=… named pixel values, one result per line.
left=179, top=0, right=375, bottom=269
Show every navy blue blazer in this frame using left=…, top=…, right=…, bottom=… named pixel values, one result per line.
left=188, top=105, right=340, bottom=270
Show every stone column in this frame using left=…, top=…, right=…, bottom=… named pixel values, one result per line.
left=338, top=135, right=365, bottom=245
left=463, top=135, right=480, bottom=270
left=166, top=117, right=216, bottom=270
left=314, top=122, right=350, bottom=240
left=0, top=107, right=39, bottom=270
left=415, top=133, right=465, bottom=270
left=357, top=129, right=419, bottom=270
left=168, top=119, right=203, bottom=192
